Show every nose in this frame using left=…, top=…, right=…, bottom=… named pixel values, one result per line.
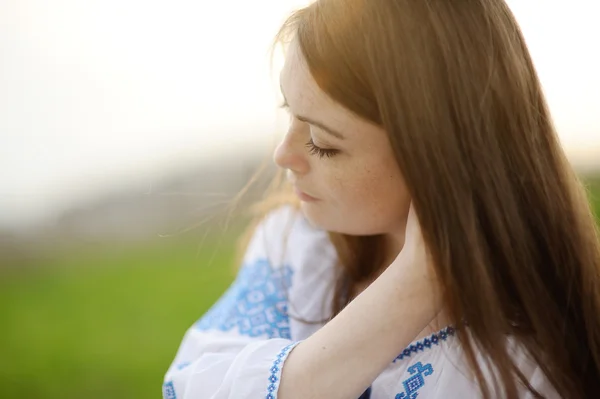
left=273, top=131, right=310, bottom=176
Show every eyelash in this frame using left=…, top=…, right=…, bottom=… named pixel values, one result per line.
left=305, top=139, right=339, bottom=159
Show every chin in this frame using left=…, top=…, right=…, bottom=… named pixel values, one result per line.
left=298, top=202, right=324, bottom=228
left=299, top=202, right=384, bottom=236
left=299, top=202, right=341, bottom=231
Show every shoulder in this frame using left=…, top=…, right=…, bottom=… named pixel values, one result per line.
left=374, top=330, right=561, bottom=398
left=430, top=334, right=560, bottom=398
left=505, top=338, right=561, bottom=398
left=242, top=206, right=340, bottom=329
left=192, top=206, right=335, bottom=340
left=243, top=205, right=336, bottom=270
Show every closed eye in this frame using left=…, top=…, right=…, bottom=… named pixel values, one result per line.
left=305, top=139, right=339, bottom=159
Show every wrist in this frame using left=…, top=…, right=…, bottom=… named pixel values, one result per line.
left=380, top=253, right=442, bottom=322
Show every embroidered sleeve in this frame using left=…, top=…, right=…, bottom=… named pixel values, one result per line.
left=266, top=342, right=302, bottom=399
left=163, top=338, right=301, bottom=399
left=163, top=207, right=303, bottom=399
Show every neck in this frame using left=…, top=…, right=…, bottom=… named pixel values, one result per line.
left=382, top=229, right=406, bottom=268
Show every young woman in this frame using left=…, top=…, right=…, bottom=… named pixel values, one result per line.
left=164, top=1, right=600, bottom=398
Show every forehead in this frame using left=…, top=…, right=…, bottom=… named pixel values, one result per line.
left=281, top=41, right=363, bottom=124
left=280, top=40, right=388, bottom=148
left=280, top=41, right=331, bottom=110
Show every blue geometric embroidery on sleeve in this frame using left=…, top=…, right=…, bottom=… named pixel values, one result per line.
left=162, top=380, right=177, bottom=399
left=393, top=326, right=455, bottom=362
left=395, top=362, right=434, bottom=399
left=195, top=258, right=294, bottom=339
left=266, top=342, right=299, bottom=399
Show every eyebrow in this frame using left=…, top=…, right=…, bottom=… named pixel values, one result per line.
left=280, top=83, right=346, bottom=140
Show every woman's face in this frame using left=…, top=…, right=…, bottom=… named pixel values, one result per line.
left=275, top=40, right=411, bottom=239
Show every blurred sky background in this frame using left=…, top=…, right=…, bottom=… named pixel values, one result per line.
left=0, top=0, right=599, bottom=232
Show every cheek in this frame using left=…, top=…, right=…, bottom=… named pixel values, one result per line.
left=314, top=163, right=410, bottom=235
left=346, top=170, right=408, bottom=214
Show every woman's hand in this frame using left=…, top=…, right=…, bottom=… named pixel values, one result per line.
left=389, top=202, right=442, bottom=317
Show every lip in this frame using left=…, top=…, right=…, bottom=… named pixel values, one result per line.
left=293, top=186, right=319, bottom=202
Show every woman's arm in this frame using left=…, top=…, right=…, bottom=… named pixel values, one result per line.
left=162, top=205, right=439, bottom=399
left=278, top=204, right=441, bottom=399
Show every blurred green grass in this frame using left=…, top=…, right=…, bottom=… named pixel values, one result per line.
left=0, top=234, right=239, bottom=399
left=0, top=178, right=599, bottom=399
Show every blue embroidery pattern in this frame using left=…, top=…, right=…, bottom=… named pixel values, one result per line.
left=195, top=258, right=294, bottom=338
left=266, top=342, right=300, bottom=399
left=395, top=362, right=434, bottom=399
left=162, top=381, right=177, bottom=399
left=393, top=326, right=455, bottom=362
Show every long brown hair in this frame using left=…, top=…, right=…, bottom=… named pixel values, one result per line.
left=241, top=0, right=600, bottom=397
